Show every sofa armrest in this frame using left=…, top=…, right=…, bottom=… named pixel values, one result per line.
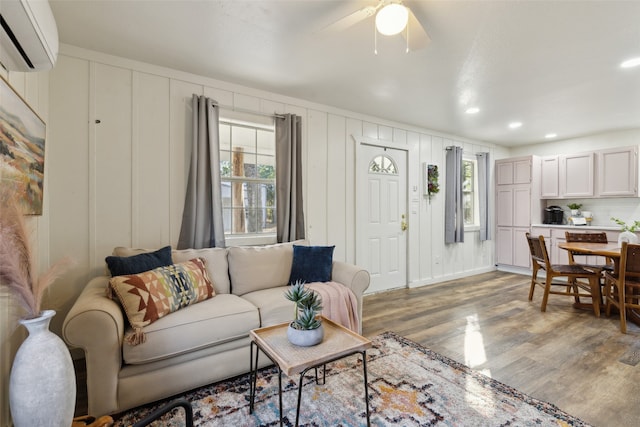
left=62, top=276, right=125, bottom=416
left=331, top=261, right=370, bottom=334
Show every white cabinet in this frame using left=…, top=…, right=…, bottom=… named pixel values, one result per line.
left=497, top=159, right=531, bottom=185
left=496, top=227, right=530, bottom=268
left=495, top=156, right=540, bottom=269
left=560, top=152, right=594, bottom=197
left=597, top=146, right=638, bottom=197
left=540, top=156, right=559, bottom=198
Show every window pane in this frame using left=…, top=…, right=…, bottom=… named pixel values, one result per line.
left=232, top=126, right=256, bottom=154
left=230, top=150, right=257, bottom=178
left=220, top=152, right=231, bottom=177
left=369, top=155, right=397, bottom=174
left=257, top=130, right=275, bottom=156
left=219, top=124, right=231, bottom=151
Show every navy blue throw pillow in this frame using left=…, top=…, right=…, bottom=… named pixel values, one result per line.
left=289, top=245, right=335, bottom=284
left=105, top=246, right=173, bottom=277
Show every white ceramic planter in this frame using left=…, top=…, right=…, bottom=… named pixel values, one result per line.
left=9, top=310, right=76, bottom=427
left=618, top=230, right=639, bottom=246
left=287, top=323, right=324, bottom=347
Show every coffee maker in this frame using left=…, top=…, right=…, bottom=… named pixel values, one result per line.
left=544, top=206, right=564, bottom=224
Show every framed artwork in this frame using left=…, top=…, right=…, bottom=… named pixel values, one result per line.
left=0, top=75, right=46, bottom=215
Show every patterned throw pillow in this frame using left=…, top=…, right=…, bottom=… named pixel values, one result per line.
left=109, top=257, right=214, bottom=345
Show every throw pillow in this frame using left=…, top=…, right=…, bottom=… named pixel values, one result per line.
left=289, top=245, right=335, bottom=284
left=109, top=257, right=215, bottom=345
left=105, top=245, right=173, bottom=277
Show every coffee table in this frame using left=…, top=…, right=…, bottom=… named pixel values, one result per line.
left=249, top=316, right=372, bottom=427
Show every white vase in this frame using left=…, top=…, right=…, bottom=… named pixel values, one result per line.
left=287, top=323, right=324, bottom=347
left=618, top=230, right=639, bottom=246
left=9, top=310, right=76, bottom=427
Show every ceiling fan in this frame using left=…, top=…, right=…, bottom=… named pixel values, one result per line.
left=320, top=1, right=431, bottom=52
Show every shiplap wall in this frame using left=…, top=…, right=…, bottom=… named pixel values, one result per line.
left=1, top=67, right=50, bottom=427
left=44, top=44, right=504, bottom=347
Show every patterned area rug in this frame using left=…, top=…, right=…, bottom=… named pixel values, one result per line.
left=113, top=332, right=591, bottom=426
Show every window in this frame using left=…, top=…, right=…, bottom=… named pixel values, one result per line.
left=369, top=155, right=397, bottom=174
left=462, top=158, right=479, bottom=227
left=219, top=117, right=276, bottom=237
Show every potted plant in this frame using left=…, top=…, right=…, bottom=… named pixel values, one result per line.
left=284, top=281, right=324, bottom=346
left=611, top=217, right=640, bottom=245
left=0, top=190, right=75, bottom=426
left=567, top=203, right=582, bottom=216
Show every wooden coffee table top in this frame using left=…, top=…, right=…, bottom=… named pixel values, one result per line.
left=250, top=316, right=372, bottom=376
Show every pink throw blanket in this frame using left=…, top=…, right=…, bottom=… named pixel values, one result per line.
left=307, top=281, right=359, bottom=332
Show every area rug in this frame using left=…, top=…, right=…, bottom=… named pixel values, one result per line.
left=112, top=332, right=591, bottom=426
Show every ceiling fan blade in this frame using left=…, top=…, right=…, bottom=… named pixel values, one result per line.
left=402, top=8, right=431, bottom=51
left=319, top=5, right=378, bottom=33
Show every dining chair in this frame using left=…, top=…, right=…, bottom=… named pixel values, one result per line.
left=526, top=233, right=601, bottom=317
left=604, top=242, right=640, bottom=334
left=564, top=231, right=614, bottom=299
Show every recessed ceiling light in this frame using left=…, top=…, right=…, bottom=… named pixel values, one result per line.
left=621, top=57, right=640, bottom=68
left=545, top=133, right=557, bottom=139
left=465, top=107, right=480, bottom=114
left=508, top=122, right=522, bottom=129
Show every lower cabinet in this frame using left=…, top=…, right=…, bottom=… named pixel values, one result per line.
left=497, top=227, right=530, bottom=268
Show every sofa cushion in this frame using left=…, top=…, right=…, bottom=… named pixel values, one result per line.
left=228, top=241, right=303, bottom=296
left=122, top=294, right=260, bottom=364
left=289, top=245, right=335, bottom=283
left=171, top=247, right=230, bottom=294
left=109, top=258, right=214, bottom=341
left=106, top=245, right=173, bottom=276
left=113, top=246, right=230, bottom=294
left=241, top=286, right=295, bottom=327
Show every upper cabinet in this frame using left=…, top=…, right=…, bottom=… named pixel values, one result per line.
left=540, top=156, right=559, bottom=198
left=597, top=146, right=638, bottom=197
left=539, top=146, right=639, bottom=199
left=560, top=152, right=594, bottom=197
left=497, top=158, right=531, bottom=185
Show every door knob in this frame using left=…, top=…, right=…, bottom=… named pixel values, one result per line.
left=401, top=214, right=408, bottom=231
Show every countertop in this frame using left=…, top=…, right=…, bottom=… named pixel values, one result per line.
left=531, top=223, right=620, bottom=231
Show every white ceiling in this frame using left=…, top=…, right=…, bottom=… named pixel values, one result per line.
left=48, top=0, right=640, bottom=147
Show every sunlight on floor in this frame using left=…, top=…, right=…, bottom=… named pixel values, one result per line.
left=464, top=314, right=495, bottom=418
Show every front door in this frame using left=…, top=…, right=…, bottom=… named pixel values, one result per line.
left=356, top=143, right=408, bottom=293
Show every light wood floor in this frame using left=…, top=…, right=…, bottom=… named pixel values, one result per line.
left=362, top=271, right=640, bottom=427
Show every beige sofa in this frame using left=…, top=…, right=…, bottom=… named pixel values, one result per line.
left=62, top=241, right=369, bottom=416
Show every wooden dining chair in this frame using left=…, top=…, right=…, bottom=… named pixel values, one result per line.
left=564, top=231, right=614, bottom=299
left=604, top=242, right=640, bottom=333
left=526, top=233, right=601, bottom=317
left=564, top=231, right=614, bottom=273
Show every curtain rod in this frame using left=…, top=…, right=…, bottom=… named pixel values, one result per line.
left=219, top=104, right=286, bottom=119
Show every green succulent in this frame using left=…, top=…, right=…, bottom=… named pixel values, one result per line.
left=284, top=280, right=323, bottom=330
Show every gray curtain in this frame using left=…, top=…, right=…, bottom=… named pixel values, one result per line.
left=177, top=95, right=225, bottom=249
left=445, top=146, right=464, bottom=243
left=476, top=152, right=491, bottom=241
left=275, top=114, right=305, bottom=242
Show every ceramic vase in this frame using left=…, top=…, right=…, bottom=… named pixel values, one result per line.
left=9, top=310, right=76, bottom=427
left=618, top=230, right=639, bottom=246
left=287, top=323, right=324, bottom=347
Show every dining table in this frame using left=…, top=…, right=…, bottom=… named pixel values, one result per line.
left=557, top=241, right=640, bottom=325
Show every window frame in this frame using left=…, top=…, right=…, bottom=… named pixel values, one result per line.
left=219, top=113, right=277, bottom=246
left=462, top=156, right=480, bottom=230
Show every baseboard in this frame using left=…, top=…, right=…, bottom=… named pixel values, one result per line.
left=408, top=265, right=499, bottom=288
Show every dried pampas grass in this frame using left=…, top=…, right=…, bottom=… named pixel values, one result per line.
left=0, top=189, right=71, bottom=319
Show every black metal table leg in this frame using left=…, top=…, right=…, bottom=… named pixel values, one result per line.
left=362, top=350, right=370, bottom=427
left=249, top=341, right=259, bottom=413
left=295, top=371, right=305, bottom=427
left=278, top=369, right=283, bottom=427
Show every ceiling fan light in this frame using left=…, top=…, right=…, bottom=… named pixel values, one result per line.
left=375, top=4, right=409, bottom=36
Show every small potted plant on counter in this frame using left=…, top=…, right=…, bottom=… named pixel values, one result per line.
left=284, top=281, right=324, bottom=346
left=567, top=203, right=582, bottom=216
left=611, top=217, right=640, bottom=245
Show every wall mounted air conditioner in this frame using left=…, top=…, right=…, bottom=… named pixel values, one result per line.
left=0, top=0, right=58, bottom=71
